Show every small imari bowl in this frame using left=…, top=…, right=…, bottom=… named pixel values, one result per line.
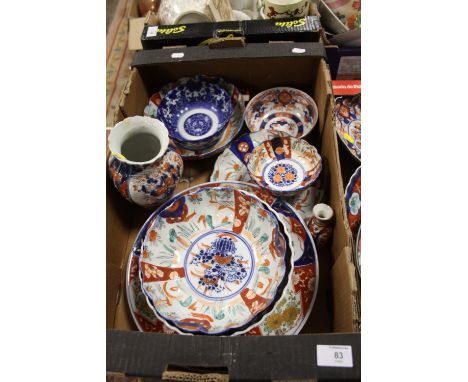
left=247, top=135, right=322, bottom=197
left=245, top=87, right=319, bottom=139
left=157, top=79, right=233, bottom=151
left=139, top=186, right=293, bottom=335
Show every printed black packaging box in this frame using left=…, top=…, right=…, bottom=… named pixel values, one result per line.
left=141, top=16, right=321, bottom=50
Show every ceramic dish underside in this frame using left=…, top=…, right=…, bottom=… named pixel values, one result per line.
left=144, top=75, right=245, bottom=160
left=355, top=226, right=361, bottom=276
left=335, top=94, right=361, bottom=161
left=210, top=130, right=325, bottom=222
left=345, top=166, right=361, bottom=236
left=127, top=181, right=319, bottom=336
left=138, top=186, right=294, bottom=336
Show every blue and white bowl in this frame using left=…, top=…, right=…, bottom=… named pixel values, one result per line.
left=157, top=79, right=233, bottom=150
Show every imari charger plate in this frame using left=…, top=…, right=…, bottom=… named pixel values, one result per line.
left=126, top=181, right=319, bottom=336
left=138, top=186, right=293, bottom=335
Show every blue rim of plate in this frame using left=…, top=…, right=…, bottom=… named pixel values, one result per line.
left=137, top=185, right=294, bottom=336
left=355, top=226, right=361, bottom=277
left=126, top=181, right=318, bottom=335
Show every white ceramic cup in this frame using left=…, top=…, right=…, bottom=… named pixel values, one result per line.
left=158, top=0, right=213, bottom=25
left=263, top=0, right=309, bottom=19
left=230, top=0, right=255, bottom=11
left=232, top=9, right=252, bottom=20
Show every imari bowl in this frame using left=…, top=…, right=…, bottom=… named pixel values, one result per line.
left=247, top=135, right=322, bottom=197
left=157, top=79, right=233, bottom=151
left=345, top=166, right=361, bottom=236
left=244, top=87, right=318, bottom=138
left=335, top=94, right=361, bottom=161
left=127, top=181, right=318, bottom=336
left=144, top=75, right=245, bottom=160
left=139, top=186, right=293, bottom=335
left=210, top=130, right=325, bottom=222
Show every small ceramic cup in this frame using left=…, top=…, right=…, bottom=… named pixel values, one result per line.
left=231, top=0, right=256, bottom=11
left=158, top=0, right=213, bottom=25
left=264, top=0, right=309, bottom=19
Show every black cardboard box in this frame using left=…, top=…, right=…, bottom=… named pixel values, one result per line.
left=107, top=42, right=360, bottom=381
left=141, top=16, right=321, bottom=50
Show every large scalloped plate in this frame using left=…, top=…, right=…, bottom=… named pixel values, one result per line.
left=138, top=186, right=294, bottom=336
left=126, top=181, right=319, bottom=336
left=144, top=75, right=245, bottom=160
left=210, top=130, right=325, bottom=222
left=345, top=166, right=361, bottom=236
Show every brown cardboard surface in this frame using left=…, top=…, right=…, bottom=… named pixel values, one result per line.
left=128, top=12, right=159, bottom=51
left=331, top=246, right=360, bottom=332
left=128, top=17, right=146, bottom=51
left=127, top=0, right=139, bottom=19
left=107, top=45, right=359, bottom=337
left=116, top=69, right=149, bottom=124
left=323, top=97, right=353, bottom=260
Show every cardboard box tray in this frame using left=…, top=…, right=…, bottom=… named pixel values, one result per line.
left=107, top=42, right=359, bottom=381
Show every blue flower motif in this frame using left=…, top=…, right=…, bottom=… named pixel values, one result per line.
left=191, top=237, right=247, bottom=293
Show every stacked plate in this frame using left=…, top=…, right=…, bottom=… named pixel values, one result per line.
left=345, top=166, right=361, bottom=276
left=127, top=182, right=319, bottom=335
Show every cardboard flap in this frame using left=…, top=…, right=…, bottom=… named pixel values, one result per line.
left=133, top=41, right=326, bottom=66
left=128, top=17, right=146, bottom=51
left=107, top=330, right=361, bottom=381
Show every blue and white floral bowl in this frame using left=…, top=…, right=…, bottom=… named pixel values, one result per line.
left=157, top=79, right=233, bottom=150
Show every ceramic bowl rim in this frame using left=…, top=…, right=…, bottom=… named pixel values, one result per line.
left=138, top=185, right=296, bottom=336
left=108, top=116, right=170, bottom=166
left=244, top=86, right=319, bottom=139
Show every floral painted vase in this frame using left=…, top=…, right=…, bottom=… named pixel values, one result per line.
left=108, top=116, right=184, bottom=209
left=308, top=203, right=334, bottom=247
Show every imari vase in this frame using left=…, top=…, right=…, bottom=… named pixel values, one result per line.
left=308, top=203, right=334, bottom=247
left=108, top=116, right=184, bottom=209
